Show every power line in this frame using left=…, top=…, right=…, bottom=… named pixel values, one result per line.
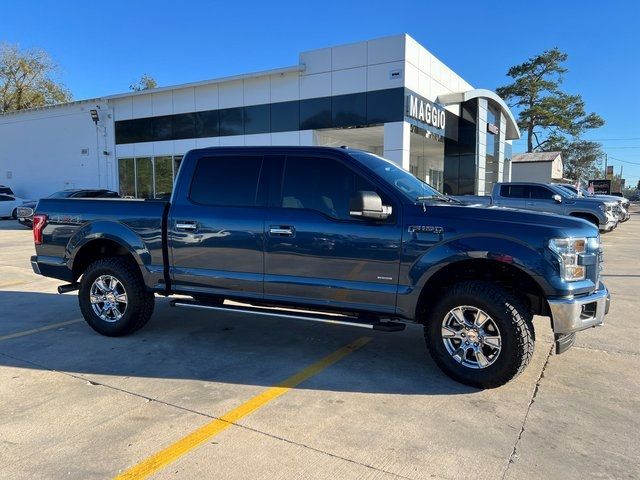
left=607, top=155, right=640, bottom=166
left=602, top=146, right=640, bottom=149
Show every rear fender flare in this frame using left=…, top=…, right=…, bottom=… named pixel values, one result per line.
left=66, top=220, right=150, bottom=275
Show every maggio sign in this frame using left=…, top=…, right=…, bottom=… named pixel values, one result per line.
left=406, top=94, right=446, bottom=130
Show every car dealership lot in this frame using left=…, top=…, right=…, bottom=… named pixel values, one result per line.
left=1, top=210, right=639, bottom=480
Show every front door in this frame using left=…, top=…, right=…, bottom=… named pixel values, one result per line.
left=526, top=185, right=564, bottom=214
left=263, top=153, right=402, bottom=314
left=169, top=154, right=265, bottom=301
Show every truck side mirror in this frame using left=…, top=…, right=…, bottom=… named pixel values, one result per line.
left=553, top=194, right=562, bottom=203
left=349, top=191, right=392, bottom=220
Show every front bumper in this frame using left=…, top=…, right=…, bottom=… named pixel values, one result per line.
left=548, top=282, right=609, bottom=333
left=599, top=217, right=617, bottom=232
left=548, top=282, right=609, bottom=354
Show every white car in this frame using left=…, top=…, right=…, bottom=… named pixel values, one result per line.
left=0, top=194, right=28, bottom=219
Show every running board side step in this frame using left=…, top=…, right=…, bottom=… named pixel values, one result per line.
left=170, top=300, right=406, bottom=332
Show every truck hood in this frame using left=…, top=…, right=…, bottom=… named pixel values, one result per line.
left=412, top=202, right=599, bottom=238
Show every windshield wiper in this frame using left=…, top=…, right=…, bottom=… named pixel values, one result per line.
left=416, top=195, right=461, bottom=204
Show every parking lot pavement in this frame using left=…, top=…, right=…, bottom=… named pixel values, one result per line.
left=1, top=210, right=639, bottom=480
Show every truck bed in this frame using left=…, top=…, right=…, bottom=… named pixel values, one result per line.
left=33, top=197, right=168, bottom=284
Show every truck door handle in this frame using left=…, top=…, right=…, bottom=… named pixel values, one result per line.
left=526, top=202, right=535, bottom=206
left=269, top=226, right=295, bottom=236
left=176, top=221, right=198, bottom=231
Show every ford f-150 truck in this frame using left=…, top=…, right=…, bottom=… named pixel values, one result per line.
left=454, top=182, right=619, bottom=232
left=30, top=147, right=610, bottom=388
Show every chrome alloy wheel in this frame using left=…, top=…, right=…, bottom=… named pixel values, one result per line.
left=441, top=306, right=502, bottom=369
left=89, top=275, right=128, bottom=322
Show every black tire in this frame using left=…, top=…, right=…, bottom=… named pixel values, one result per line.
left=79, top=257, right=155, bottom=337
left=423, top=281, right=534, bottom=389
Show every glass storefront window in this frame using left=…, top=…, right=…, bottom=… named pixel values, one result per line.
left=244, top=104, right=270, bottom=135
left=219, top=107, right=244, bottom=136
left=173, top=113, right=196, bottom=140
left=271, top=101, right=299, bottom=132
left=118, top=158, right=135, bottom=197
left=331, top=93, right=366, bottom=128
left=299, top=97, right=331, bottom=130
left=154, top=156, right=173, bottom=199
left=195, top=111, right=219, bottom=138
left=135, top=157, right=153, bottom=199
left=174, top=155, right=183, bottom=182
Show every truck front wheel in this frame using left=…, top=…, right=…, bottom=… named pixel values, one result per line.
left=423, top=281, right=534, bottom=389
left=79, top=257, right=155, bottom=337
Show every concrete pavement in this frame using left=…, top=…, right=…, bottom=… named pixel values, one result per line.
left=0, top=209, right=638, bottom=479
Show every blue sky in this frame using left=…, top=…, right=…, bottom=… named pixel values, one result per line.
left=3, top=0, right=640, bottom=184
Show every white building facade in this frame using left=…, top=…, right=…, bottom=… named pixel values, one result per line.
left=0, top=34, right=519, bottom=200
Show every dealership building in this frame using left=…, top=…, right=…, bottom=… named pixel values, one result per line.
left=0, top=34, right=519, bottom=200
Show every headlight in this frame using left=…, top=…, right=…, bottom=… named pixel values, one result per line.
left=549, top=238, right=587, bottom=281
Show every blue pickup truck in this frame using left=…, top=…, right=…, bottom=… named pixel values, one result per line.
left=30, top=147, right=610, bottom=388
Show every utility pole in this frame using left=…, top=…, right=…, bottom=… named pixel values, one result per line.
left=603, top=153, right=608, bottom=178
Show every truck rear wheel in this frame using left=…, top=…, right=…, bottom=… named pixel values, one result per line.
left=423, top=281, right=534, bottom=389
left=79, top=257, right=155, bottom=336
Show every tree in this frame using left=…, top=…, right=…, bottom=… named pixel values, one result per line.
left=496, top=48, right=604, bottom=153
left=0, top=43, right=71, bottom=113
left=545, top=135, right=604, bottom=182
left=129, top=74, right=157, bottom=91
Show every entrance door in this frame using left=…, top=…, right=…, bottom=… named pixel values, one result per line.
left=169, top=154, right=265, bottom=301
left=263, top=153, right=402, bottom=314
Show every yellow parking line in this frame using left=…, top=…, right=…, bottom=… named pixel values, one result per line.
left=0, top=280, right=28, bottom=289
left=0, top=319, right=83, bottom=341
left=115, top=336, right=373, bottom=480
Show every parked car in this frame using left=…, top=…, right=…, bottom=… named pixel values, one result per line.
left=18, top=189, right=120, bottom=227
left=556, top=184, right=630, bottom=222
left=453, top=182, right=619, bottom=232
left=30, top=147, right=609, bottom=388
left=0, top=185, right=15, bottom=195
left=0, top=193, right=31, bottom=219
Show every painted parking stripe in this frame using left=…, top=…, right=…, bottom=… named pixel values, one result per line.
left=0, top=280, right=28, bottom=289
left=114, top=336, right=373, bottom=480
left=0, top=319, right=83, bottom=341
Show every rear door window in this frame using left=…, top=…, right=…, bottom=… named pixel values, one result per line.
left=500, top=185, right=528, bottom=198
left=189, top=156, right=263, bottom=207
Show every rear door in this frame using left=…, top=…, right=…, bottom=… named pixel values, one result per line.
left=263, top=153, right=402, bottom=314
left=168, top=153, right=265, bottom=301
left=495, top=184, right=529, bottom=209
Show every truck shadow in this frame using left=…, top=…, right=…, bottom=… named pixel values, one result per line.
left=0, top=290, right=476, bottom=396
left=0, top=219, right=30, bottom=231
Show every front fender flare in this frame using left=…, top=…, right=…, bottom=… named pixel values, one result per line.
left=398, top=235, right=554, bottom=318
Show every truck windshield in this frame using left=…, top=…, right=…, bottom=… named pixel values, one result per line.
left=349, top=151, right=445, bottom=202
